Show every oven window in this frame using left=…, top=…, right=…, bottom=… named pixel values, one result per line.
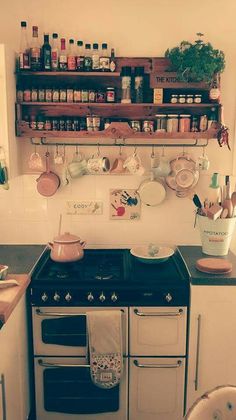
left=42, top=316, right=87, bottom=346
left=43, top=367, right=119, bottom=414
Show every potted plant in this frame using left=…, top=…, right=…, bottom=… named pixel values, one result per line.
left=165, top=33, right=225, bottom=84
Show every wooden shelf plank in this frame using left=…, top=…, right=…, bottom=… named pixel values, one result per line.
left=18, top=102, right=220, bottom=108
left=16, top=71, right=120, bottom=77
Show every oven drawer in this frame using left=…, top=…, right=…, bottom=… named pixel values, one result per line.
left=34, top=356, right=128, bottom=420
left=32, top=307, right=128, bottom=356
left=129, top=357, right=185, bottom=420
left=129, top=306, right=187, bottom=356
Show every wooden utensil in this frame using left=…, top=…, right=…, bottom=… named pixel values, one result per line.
left=231, top=191, right=236, bottom=216
left=222, top=182, right=233, bottom=218
left=196, top=258, right=232, bottom=274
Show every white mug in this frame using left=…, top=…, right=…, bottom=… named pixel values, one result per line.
left=123, top=153, right=145, bottom=175
left=67, top=159, right=87, bottom=178
left=152, top=156, right=171, bottom=177
left=87, top=156, right=110, bottom=174
left=197, top=154, right=210, bottom=171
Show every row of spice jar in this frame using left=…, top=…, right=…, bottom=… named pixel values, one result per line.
left=129, top=113, right=218, bottom=133
left=169, top=93, right=203, bottom=104
left=24, top=115, right=106, bottom=131
left=17, top=87, right=116, bottom=103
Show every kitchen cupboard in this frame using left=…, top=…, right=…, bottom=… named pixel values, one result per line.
left=0, top=295, right=30, bottom=420
left=186, top=285, right=236, bottom=413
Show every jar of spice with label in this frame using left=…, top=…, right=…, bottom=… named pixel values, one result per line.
left=167, top=114, right=179, bottom=133
left=179, top=114, right=191, bottom=132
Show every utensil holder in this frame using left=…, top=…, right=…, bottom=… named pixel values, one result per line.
left=197, top=214, right=236, bottom=256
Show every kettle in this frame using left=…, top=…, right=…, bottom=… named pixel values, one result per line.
left=48, top=232, right=86, bottom=263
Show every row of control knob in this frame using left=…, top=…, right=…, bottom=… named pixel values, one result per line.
left=41, top=291, right=119, bottom=303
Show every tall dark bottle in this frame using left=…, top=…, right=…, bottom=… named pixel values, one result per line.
left=41, top=34, right=51, bottom=71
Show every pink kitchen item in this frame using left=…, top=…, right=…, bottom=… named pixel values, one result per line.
left=48, top=232, right=86, bottom=263
left=36, top=152, right=60, bottom=197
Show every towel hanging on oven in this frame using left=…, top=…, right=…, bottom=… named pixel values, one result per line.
left=86, top=310, right=123, bottom=389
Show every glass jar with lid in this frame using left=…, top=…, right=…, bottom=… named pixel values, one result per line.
left=170, top=94, right=178, bottom=104
left=194, top=94, right=202, bottom=103
left=186, top=94, right=194, bottom=104
left=167, top=114, right=179, bottom=133
left=179, top=114, right=191, bottom=132
left=178, top=94, right=186, bottom=104
left=155, top=114, right=167, bottom=132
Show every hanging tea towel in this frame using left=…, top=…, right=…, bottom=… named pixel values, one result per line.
left=86, top=310, right=123, bottom=389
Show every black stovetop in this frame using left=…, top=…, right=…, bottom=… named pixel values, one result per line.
left=30, top=248, right=189, bottom=306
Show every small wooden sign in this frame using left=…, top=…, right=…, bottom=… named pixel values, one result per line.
left=66, top=201, right=103, bottom=215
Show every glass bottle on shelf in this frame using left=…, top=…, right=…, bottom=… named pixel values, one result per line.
left=209, top=76, right=220, bottom=103
left=134, top=66, right=144, bottom=103
left=51, top=33, right=59, bottom=71
left=84, top=44, right=92, bottom=71
left=110, top=48, right=116, bottom=72
left=121, top=66, right=132, bottom=103
left=67, top=39, right=76, bottom=71
left=41, top=34, right=51, bottom=71
left=59, top=38, right=67, bottom=71
left=99, top=43, right=110, bottom=71
left=18, top=21, right=30, bottom=71
left=92, top=43, right=100, bottom=71
left=76, top=41, right=84, bottom=71
left=30, top=26, right=41, bottom=71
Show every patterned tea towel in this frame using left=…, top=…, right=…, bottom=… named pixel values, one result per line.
left=86, top=310, right=123, bottom=389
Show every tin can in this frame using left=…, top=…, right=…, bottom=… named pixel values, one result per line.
left=96, top=91, right=106, bottom=103
left=44, top=119, right=52, bottom=130
left=45, top=89, right=52, bottom=102
left=89, top=90, right=96, bottom=103
left=59, top=89, right=67, bottom=102
left=52, top=88, right=59, bottom=102
left=86, top=116, right=93, bottom=131
left=30, top=115, right=37, bottom=130
left=106, top=87, right=115, bottom=103
left=59, top=118, right=66, bottom=131
left=38, top=88, right=45, bottom=102
left=93, top=115, right=100, bottom=131
left=82, top=90, right=89, bottom=103
left=199, top=115, right=208, bottom=132
left=31, top=88, right=38, bottom=102
left=143, top=120, right=154, bottom=132
left=37, top=116, right=44, bottom=130
left=23, top=88, right=31, bottom=102
left=74, top=89, right=82, bottom=103
left=66, top=89, right=74, bottom=103
left=130, top=120, right=141, bottom=132
left=52, top=119, right=59, bottom=131
left=80, top=118, right=87, bottom=131
left=66, top=119, right=73, bottom=131
left=72, top=118, right=80, bottom=131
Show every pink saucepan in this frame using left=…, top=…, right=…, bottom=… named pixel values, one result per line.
left=36, top=152, right=60, bottom=197
left=48, top=232, right=86, bottom=263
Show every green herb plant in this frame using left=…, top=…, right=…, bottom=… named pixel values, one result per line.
left=165, top=33, right=225, bottom=83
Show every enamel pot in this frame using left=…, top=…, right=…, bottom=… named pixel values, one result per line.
left=48, top=232, right=86, bottom=263
left=36, top=152, right=60, bottom=197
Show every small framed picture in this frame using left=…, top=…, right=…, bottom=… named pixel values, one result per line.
left=110, top=189, right=141, bottom=220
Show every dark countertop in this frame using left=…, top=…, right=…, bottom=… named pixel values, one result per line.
left=178, top=245, right=236, bottom=285
left=0, top=245, right=46, bottom=274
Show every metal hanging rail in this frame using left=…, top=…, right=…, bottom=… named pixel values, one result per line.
left=30, top=137, right=209, bottom=148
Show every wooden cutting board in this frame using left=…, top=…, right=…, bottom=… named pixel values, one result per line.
left=196, top=258, right=232, bottom=274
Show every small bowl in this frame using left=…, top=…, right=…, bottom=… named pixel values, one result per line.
left=130, top=246, right=175, bottom=264
left=0, top=265, right=8, bottom=280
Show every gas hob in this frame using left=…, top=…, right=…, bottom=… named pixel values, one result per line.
left=30, top=248, right=189, bottom=307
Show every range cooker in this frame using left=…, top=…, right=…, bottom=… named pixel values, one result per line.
left=30, top=247, right=190, bottom=420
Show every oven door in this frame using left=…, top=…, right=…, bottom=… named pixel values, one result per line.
left=32, top=307, right=128, bottom=356
left=129, top=306, right=187, bottom=356
left=34, top=357, right=128, bottom=420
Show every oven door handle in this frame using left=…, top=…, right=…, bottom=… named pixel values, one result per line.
left=134, top=359, right=182, bottom=369
left=38, top=359, right=90, bottom=368
left=36, top=308, right=124, bottom=317
left=134, top=308, right=183, bottom=317
left=0, top=374, right=6, bottom=420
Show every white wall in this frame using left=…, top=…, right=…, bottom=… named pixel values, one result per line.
left=0, top=0, right=236, bottom=250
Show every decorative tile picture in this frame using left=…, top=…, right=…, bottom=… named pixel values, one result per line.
left=66, top=200, right=103, bottom=215
left=110, top=189, right=141, bottom=220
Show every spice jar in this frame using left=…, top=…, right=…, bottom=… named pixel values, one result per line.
left=106, top=87, right=115, bottom=103
left=179, top=114, right=191, bottom=132
left=31, top=88, right=38, bottom=102
left=45, top=88, right=52, bottom=102
left=178, top=94, right=186, bottom=104
left=23, top=88, right=31, bottom=102
left=38, top=88, right=45, bottom=102
left=191, top=116, right=199, bottom=132
left=66, top=88, right=74, bottom=103
left=194, top=94, right=202, bottom=103
left=74, top=89, right=82, bottom=103
left=59, top=88, right=67, bottom=102
left=155, top=114, right=167, bottom=132
left=121, top=66, right=132, bottom=104
left=186, top=94, right=194, bottom=104
left=143, top=120, right=154, bottom=133
left=52, top=88, right=59, bottom=102
left=130, top=120, right=141, bottom=132
left=170, top=94, right=178, bottom=104
left=167, top=114, right=179, bottom=133
left=199, top=115, right=208, bottom=131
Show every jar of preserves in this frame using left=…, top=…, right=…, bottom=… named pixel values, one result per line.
left=17, top=88, right=24, bottom=103
left=66, top=89, right=74, bottom=103
left=186, top=94, right=194, bottom=104
left=86, top=116, right=93, bottom=131
left=38, top=88, right=45, bottom=102
left=155, top=114, right=167, bottom=132
left=194, top=94, right=202, bottom=104
left=31, top=88, right=38, bottom=102
left=89, top=90, right=96, bottom=103
left=178, top=94, right=186, bottom=104
left=45, top=88, right=52, bottom=102
left=81, top=89, right=89, bottom=103
left=106, top=87, right=115, bottom=103
left=199, top=115, right=208, bottom=132
left=130, top=120, right=141, bottom=132
left=96, top=91, right=106, bottom=103
left=170, top=94, right=178, bottom=104
left=52, top=88, right=59, bottom=102
left=30, top=115, right=37, bottom=130
left=143, top=120, right=154, bottom=133
left=179, top=114, right=191, bottom=132
left=167, top=114, right=179, bottom=132
left=59, top=88, right=67, bottom=102
left=37, top=116, right=44, bottom=130
left=74, top=89, right=82, bottom=103
left=23, top=88, right=31, bottom=102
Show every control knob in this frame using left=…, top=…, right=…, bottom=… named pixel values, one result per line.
left=53, top=292, right=60, bottom=302
left=41, top=292, right=48, bottom=302
left=87, top=292, right=94, bottom=303
left=111, top=292, right=118, bottom=302
left=99, top=292, right=106, bottom=302
left=165, top=293, right=173, bottom=303
left=65, top=292, right=72, bottom=302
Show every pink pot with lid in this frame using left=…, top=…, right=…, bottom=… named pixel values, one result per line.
left=48, top=232, right=86, bottom=263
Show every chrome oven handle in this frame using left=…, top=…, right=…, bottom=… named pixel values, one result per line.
left=36, top=308, right=124, bottom=317
left=38, top=359, right=90, bottom=368
left=134, top=308, right=183, bottom=317
left=134, top=360, right=182, bottom=369
left=195, top=314, right=201, bottom=391
left=0, top=374, right=6, bottom=420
